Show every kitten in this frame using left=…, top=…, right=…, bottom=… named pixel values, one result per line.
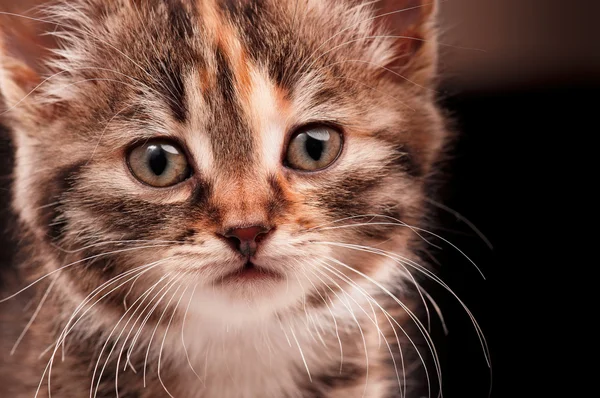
left=0, top=0, right=449, bottom=397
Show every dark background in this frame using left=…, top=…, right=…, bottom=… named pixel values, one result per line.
left=421, top=1, right=597, bottom=396
left=1, top=0, right=597, bottom=396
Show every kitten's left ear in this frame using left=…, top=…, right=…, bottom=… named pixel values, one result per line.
left=371, top=0, right=439, bottom=86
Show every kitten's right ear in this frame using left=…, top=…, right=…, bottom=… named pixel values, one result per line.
left=0, top=1, right=58, bottom=116
left=371, top=0, right=439, bottom=86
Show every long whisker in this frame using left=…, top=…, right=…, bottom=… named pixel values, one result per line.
left=157, top=286, right=189, bottom=398
left=10, top=275, right=58, bottom=355
left=340, top=236, right=432, bottom=334
left=88, top=271, right=174, bottom=398
left=0, top=244, right=172, bottom=303
left=317, top=229, right=433, bottom=334
left=289, top=325, right=312, bottom=383
left=124, top=273, right=182, bottom=376
left=94, top=273, right=171, bottom=398
left=312, top=216, right=483, bottom=278
left=143, top=278, right=184, bottom=387
left=58, top=257, right=174, bottom=353
left=50, top=239, right=182, bottom=254
left=420, top=287, right=448, bottom=336
left=36, top=257, right=172, bottom=398
left=318, top=253, right=441, bottom=397
left=114, top=273, right=179, bottom=396
left=116, top=274, right=183, bottom=378
left=308, top=260, right=407, bottom=397
left=320, top=241, right=490, bottom=367
left=291, top=271, right=320, bottom=347
left=301, top=256, right=400, bottom=380
left=294, top=261, right=347, bottom=372
left=319, top=239, right=491, bottom=398
left=425, top=198, right=493, bottom=250
left=305, top=264, right=371, bottom=397
left=180, top=284, right=205, bottom=384
left=293, top=263, right=336, bottom=351
left=275, top=313, right=292, bottom=348
left=305, top=214, right=436, bottom=248
left=33, top=257, right=169, bottom=364
left=100, top=272, right=180, bottom=398
left=316, top=259, right=423, bottom=398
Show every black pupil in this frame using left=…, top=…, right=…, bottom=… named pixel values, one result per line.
left=148, top=145, right=168, bottom=176
left=305, top=135, right=324, bottom=161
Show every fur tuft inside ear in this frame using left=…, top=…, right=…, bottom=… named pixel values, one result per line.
left=372, top=0, right=439, bottom=86
left=0, top=1, right=58, bottom=112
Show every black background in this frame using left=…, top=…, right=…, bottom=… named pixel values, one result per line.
left=424, top=83, right=595, bottom=397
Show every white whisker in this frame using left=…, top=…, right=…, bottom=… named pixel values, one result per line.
left=142, top=278, right=184, bottom=388
left=36, top=257, right=172, bottom=398
left=309, top=261, right=406, bottom=397
left=10, top=275, right=58, bottom=355
left=89, top=271, right=174, bottom=398
left=95, top=273, right=171, bottom=398
left=320, top=241, right=490, bottom=367
left=289, top=325, right=312, bottom=383
left=425, top=198, right=493, bottom=250
left=1, top=244, right=172, bottom=303
left=180, top=284, right=204, bottom=385
left=316, top=254, right=439, bottom=397
left=157, top=286, right=189, bottom=398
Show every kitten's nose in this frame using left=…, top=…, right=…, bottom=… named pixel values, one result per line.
left=219, top=225, right=272, bottom=257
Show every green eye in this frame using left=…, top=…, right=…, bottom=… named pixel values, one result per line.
left=285, top=125, right=343, bottom=171
left=127, top=139, right=191, bottom=187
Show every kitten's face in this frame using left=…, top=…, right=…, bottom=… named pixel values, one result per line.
left=1, top=0, right=444, bottom=321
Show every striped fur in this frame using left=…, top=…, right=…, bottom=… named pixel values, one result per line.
left=0, top=1, right=446, bottom=397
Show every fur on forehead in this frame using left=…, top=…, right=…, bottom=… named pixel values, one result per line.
left=0, top=0, right=438, bottom=115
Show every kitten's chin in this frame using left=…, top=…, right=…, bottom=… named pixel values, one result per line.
left=182, top=262, right=303, bottom=325
left=216, top=261, right=284, bottom=285
left=211, top=262, right=288, bottom=305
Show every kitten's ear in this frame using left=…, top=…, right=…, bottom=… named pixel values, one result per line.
left=0, top=1, right=58, bottom=115
left=372, top=0, right=438, bottom=86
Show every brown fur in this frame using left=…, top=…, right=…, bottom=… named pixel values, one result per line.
left=1, top=1, right=446, bottom=397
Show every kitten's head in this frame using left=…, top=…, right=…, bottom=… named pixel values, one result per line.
left=1, top=0, right=445, bottom=323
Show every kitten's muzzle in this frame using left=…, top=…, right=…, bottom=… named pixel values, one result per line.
left=218, top=225, right=273, bottom=257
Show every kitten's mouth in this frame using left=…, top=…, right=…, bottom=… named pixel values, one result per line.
left=219, top=261, right=283, bottom=284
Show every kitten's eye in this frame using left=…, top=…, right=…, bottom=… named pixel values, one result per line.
left=285, top=125, right=343, bottom=171
left=127, top=140, right=191, bottom=187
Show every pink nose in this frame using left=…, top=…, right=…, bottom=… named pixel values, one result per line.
left=220, top=225, right=272, bottom=257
